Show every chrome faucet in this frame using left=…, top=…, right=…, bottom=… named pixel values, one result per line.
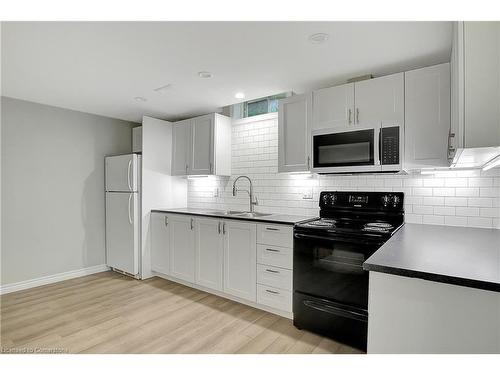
left=232, top=175, right=258, bottom=213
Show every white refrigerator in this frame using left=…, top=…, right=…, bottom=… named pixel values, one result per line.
left=105, top=153, right=141, bottom=277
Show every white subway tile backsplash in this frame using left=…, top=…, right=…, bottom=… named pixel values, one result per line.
left=187, top=115, right=500, bottom=230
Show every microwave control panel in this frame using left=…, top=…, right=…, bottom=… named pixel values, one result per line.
left=380, top=126, right=400, bottom=165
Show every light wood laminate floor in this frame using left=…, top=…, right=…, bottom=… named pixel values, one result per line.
left=1, top=272, right=363, bottom=354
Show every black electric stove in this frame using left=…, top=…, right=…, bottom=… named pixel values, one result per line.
left=293, top=191, right=404, bottom=351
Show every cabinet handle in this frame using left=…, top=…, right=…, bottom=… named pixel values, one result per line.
left=218, top=222, right=221, bottom=234
left=265, top=269, right=280, bottom=274
left=223, top=222, right=226, bottom=235
left=348, top=108, right=352, bottom=125
left=164, top=216, right=168, bottom=227
left=190, top=218, right=194, bottom=230
left=265, top=289, right=280, bottom=295
left=266, top=248, right=280, bottom=253
left=185, top=164, right=188, bottom=174
left=307, top=156, right=310, bottom=170
left=356, top=108, right=359, bottom=124
left=209, top=162, right=213, bottom=174
left=265, top=227, right=279, bottom=231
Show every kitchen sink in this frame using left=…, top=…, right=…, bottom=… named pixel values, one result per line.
left=232, top=212, right=272, bottom=218
left=211, top=210, right=272, bottom=218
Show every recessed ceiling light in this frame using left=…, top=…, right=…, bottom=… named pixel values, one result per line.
left=235, top=92, right=245, bottom=100
left=134, top=96, right=147, bottom=102
left=309, top=33, right=329, bottom=44
left=154, top=84, right=172, bottom=94
left=198, top=71, right=213, bottom=79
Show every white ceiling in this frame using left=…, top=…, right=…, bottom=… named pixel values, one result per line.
left=1, top=22, right=453, bottom=123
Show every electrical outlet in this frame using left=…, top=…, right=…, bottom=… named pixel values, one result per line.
left=213, top=188, right=219, bottom=198
left=302, top=189, right=313, bottom=199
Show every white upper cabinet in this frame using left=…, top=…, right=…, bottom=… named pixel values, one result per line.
left=190, top=114, right=213, bottom=175
left=151, top=212, right=171, bottom=275
left=278, top=94, right=312, bottom=172
left=354, top=72, right=404, bottom=127
left=404, top=63, right=451, bottom=170
left=223, top=220, right=257, bottom=302
left=171, top=113, right=231, bottom=176
left=463, top=22, right=500, bottom=148
left=195, top=217, right=224, bottom=291
left=311, top=83, right=355, bottom=130
left=169, top=214, right=195, bottom=283
left=171, top=119, right=191, bottom=176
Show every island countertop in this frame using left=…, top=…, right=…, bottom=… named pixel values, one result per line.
left=151, top=207, right=315, bottom=225
left=363, top=223, right=500, bottom=292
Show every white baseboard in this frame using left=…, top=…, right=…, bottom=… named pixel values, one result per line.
left=0, top=264, right=110, bottom=295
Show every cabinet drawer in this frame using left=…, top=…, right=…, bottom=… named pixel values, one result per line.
left=257, top=264, right=292, bottom=291
left=257, top=223, right=293, bottom=248
left=257, top=284, right=292, bottom=312
left=257, top=244, right=293, bottom=269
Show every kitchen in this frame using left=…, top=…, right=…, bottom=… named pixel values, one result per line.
left=1, top=10, right=500, bottom=372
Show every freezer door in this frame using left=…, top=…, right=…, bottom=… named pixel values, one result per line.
left=105, top=154, right=138, bottom=192
left=105, top=192, right=139, bottom=275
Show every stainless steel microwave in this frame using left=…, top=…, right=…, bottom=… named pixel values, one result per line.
left=311, top=124, right=403, bottom=173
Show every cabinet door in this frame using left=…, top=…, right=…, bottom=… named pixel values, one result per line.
left=151, top=212, right=170, bottom=275
left=171, top=119, right=191, bottom=176
left=278, top=94, right=311, bottom=172
left=189, top=115, right=214, bottom=175
left=354, top=73, right=404, bottom=126
left=169, top=215, right=195, bottom=282
left=195, top=217, right=224, bottom=291
left=464, top=22, right=500, bottom=148
left=223, top=220, right=257, bottom=302
left=404, top=63, right=450, bottom=169
left=312, top=83, right=355, bottom=130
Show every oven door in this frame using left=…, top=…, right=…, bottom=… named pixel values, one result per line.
left=293, top=231, right=380, bottom=310
left=311, top=126, right=381, bottom=173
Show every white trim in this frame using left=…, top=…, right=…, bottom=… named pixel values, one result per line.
left=0, top=264, right=110, bottom=295
left=151, top=271, right=293, bottom=319
left=231, top=112, right=278, bottom=125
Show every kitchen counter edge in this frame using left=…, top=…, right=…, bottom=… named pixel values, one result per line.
left=151, top=208, right=315, bottom=225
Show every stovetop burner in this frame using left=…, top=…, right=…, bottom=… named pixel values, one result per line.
left=301, top=218, right=337, bottom=228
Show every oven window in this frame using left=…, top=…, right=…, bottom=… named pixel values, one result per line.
left=313, top=129, right=374, bottom=168
left=294, top=235, right=377, bottom=309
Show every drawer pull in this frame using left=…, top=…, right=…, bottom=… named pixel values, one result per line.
left=265, top=269, right=280, bottom=274
left=266, top=248, right=280, bottom=253
left=265, top=289, right=280, bottom=295
left=265, top=227, right=280, bottom=231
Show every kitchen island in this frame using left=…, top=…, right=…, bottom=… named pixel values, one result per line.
left=363, top=223, right=500, bottom=354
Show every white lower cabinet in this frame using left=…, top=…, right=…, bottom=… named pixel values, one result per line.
left=151, top=212, right=293, bottom=316
left=195, top=217, right=224, bottom=291
left=169, top=214, right=196, bottom=283
left=151, top=212, right=171, bottom=275
left=257, top=285, right=292, bottom=312
left=223, top=220, right=257, bottom=301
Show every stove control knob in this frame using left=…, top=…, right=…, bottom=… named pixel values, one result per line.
left=381, top=195, right=390, bottom=207
left=322, top=194, right=331, bottom=206
left=392, top=195, right=400, bottom=208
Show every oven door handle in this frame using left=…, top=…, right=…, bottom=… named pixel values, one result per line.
left=294, top=232, right=380, bottom=245
left=303, top=300, right=368, bottom=322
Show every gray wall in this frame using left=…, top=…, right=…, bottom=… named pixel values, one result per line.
left=1, top=97, right=136, bottom=285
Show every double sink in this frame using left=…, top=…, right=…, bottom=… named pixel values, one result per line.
left=211, top=210, right=272, bottom=218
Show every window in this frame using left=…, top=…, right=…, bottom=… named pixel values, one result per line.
left=227, top=93, right=290, bottom=119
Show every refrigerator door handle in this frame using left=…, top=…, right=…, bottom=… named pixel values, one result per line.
left=127, top=159, right=132, bottom=191
left=128, top=193, right=133, bottom=225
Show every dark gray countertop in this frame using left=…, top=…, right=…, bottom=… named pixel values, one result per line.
left=151, top=207, right=315, bottom=225
left=363, top=223, right=500, bottom=292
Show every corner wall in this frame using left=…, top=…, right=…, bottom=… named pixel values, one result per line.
left=1, top=97, right=135, bottom=285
